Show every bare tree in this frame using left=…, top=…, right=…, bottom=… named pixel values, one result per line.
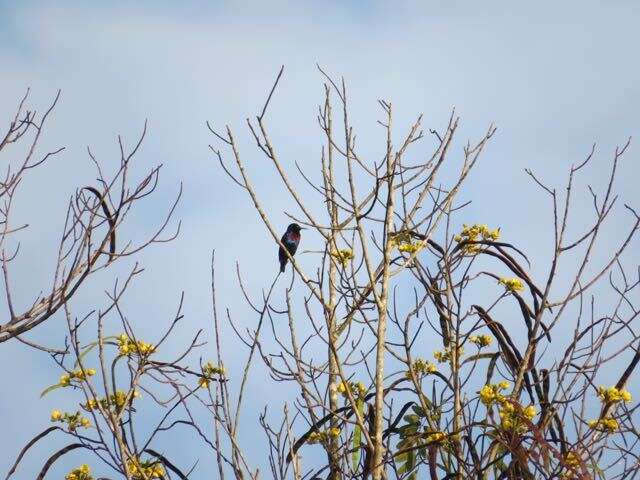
left=207, top=67, right=640, bottom=480
left=9, top=70, right=640, bottom=480
left=0, top=90, right=180, bottom=348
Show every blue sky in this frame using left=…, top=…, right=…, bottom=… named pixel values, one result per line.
left=0, top=1, right=638, bottom=478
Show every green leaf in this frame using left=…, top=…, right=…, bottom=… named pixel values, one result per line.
left=411, top=405, right=426, bottom=417
left=462, top=352, right=497, bottom=366
left=75, top=337, right=119, bottom=367
left=417, top=447, right=427, bottom=460
left=403, top=414, right=420, bottom=425
left=351, top=398, right=363, bottom=471
left=40, top=383, right=65, bottom=398
left=398, top=449, right=416, bottom=477
left=394, top=452, right=409, bottom=462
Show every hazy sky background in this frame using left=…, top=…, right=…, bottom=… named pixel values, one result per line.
left=0, top=1, right=638, bottom=478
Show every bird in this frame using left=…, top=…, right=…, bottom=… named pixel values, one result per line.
left=278, top=223, right=304, bottom=273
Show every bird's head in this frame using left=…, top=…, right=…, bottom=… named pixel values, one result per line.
left=287, top=223, right=304, bottom=234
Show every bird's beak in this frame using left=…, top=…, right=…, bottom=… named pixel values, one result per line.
left=300, top=227, right=307, bottom=230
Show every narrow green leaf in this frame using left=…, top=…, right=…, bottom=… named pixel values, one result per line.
left=462, top=352, right=498, bottom=366
left=403, top=414, right=420, bottom=425
left=351, top=398, right=363, bottom=471
left=40, top=383, right=64, bottom=398
left=75, top=337, right=118, bottom=367
left=411, top=405, right=426, bottom=417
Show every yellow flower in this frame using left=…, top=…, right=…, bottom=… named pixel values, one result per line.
left=390, top=231, right=423, bottom=255
left=602, top=418, right=619, bottom=432
left=425, top=431, right=446, bottom=443
left=433, top=345, right=464, bottom=364
left=336, top=380, right=367, bottom=399
left=469, top=334, right=492, bottom=347
left=65, top=465, right=93, bottom=480
left=498, top=381, right=510, bottom=391
left=486, top=228, right=500, bottom=241
left=331, top=248, right=354, bottom=266
left=597, top=386, right=632, bottom=404
left=479, top=382, right=510, bottom=406
left=588, top=417, right=619, bottom=433
left=454, top=223, right=500, bottom=254
left=151, top=465, right=165, bottom=477
left=198, top=377, right=210, bottom=389
left=389, top=231, right=411, bottom=247
left=60, top=374, right=71, bottom=386
left=118, top=334, right=156, bottom=358
left=127, top=458, right=165, bottom=479
left=407, top=358, right=438, bottom=378
left=499, top=401, right=515, bottom=415
left=308, top=427, right=340, bottom=444
left=80, top=417, right=91, bottom=428
left=565, top=451, right=580, bottom=468
left=202, top=361, right=225, bottom=377
left=523, top=405, right=537, bottom=420
left=497, top=401, right=534, bottom=433
left=398, top=242, right=422, bottom=254
left=498, top=277, right=524, bottom=293
left=51, top=409, right=63, bottom=422
left=479, top=385, right=495, bottom=405
left=82, top=391, right=137, bottom=413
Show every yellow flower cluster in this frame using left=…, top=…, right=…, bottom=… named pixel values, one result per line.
left=454, top=224, right=500, bottom=253
left=118, top=334, right=156, bottom=357
left=559, top=451, right=582, bottom=480
left=127, top=458, right=165, bottom=479
left=455, top=224, right=500, bottom=243
left=336, top=380, right=367, bottom=399
left=433, top=345, right=464, bottom=364
left=588, top=417, right=619, bottom=433
left=307, top=427, right=340, bottom=444
left=498, top=401, right=537, bottom=432
left=564, top=451, right=580, bottom=468
left=597, top=386, right=632, bottom=404
left=389, top=232, right=423, bottom=255
left=330, top=248, right=354, bottom=266
left=50, top=410, right=91, bottom=431
left=83, top=390, right=140, bottom=413
left=389, top=231, right=411, bottom=246
left=59, top=368, right=97, bottom=387
left=424, top=431, right=446, bottom=443
left=479, top=382, right=510, bottom=406
left=65, top=465, right=92, bottom=480
left=406, top=358, right=437, bottom=378
left=498, top=277, right=525, bottom=293
left=469, top=334, right=493, bottom=348
left=397, top=242, right=422, bottom=254
left=198, top=361, right=226, bottom=389
left=480, top=382, right=538, bottom=433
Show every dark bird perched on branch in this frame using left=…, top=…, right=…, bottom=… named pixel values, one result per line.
left=278, top=223, right=304, bottom=273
